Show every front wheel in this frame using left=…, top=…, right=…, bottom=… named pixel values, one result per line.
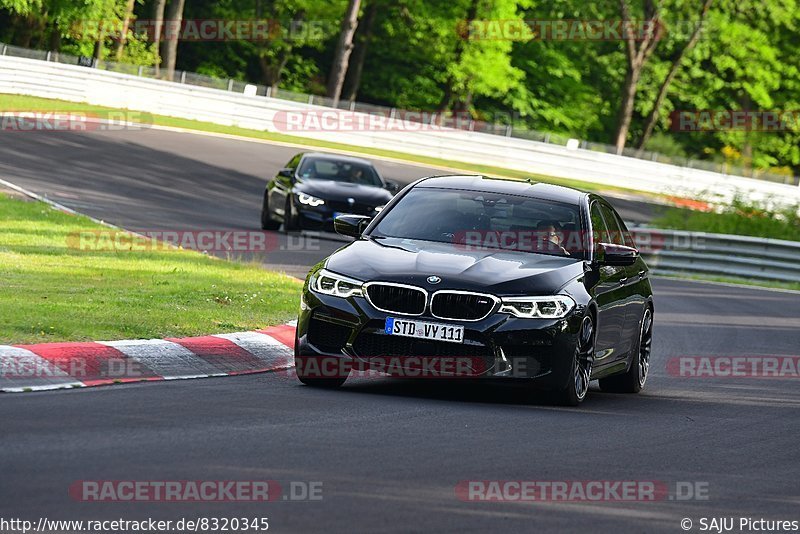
left=295, top=355, right=349, bottom=388
left=261, top=193, right=280, bottom=230
left=283, top=197, right=299, bottom=233
left=599, top=307, right=652, bottom=394
left=553, top=314, right=594, bottom=406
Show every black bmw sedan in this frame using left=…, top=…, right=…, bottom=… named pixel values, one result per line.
left=261, top=152, right=398, bottom=232
left=295, top=175, right=654, bottom=405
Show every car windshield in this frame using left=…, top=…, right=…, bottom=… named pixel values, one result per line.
left=298, top=158, right=383, bottom=187
left=370, top=188, right=586, bottom=259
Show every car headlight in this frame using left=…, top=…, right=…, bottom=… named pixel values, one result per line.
left=297, top=192, right=325, bottom=207
left=311, top=269, right=363, bottom=298
left=499, top=295, right=575, bottom=319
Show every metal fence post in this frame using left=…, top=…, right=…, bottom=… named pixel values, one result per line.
left=227, top=79, right=233, bottom=91
left=137, top=66, right=143, bottom=76
left=1, top=44, right=7, bottom=56
left=179, top=71, right=186, bottom=84
left=46, top=51, right=51, bottom=61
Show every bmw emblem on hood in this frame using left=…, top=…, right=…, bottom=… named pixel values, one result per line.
left=427, top=276, right=442, bottom=285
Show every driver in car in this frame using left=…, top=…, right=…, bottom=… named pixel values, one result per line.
left=536, top=220, right=570, bottom=256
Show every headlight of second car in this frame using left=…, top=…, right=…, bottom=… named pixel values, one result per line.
left=311, top=269, right=363, bottom=298
left=499, top=295, right=575, bottom=319
left=297, top=192, right=325, bottom=207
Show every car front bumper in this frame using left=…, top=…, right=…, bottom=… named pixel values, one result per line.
left=296, top=289, right=584, bottom=389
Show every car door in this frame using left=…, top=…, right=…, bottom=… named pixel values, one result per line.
left=269, top=153, right=303, bottom=216
left=605, top=205, right=649, bottom=347
left=597, top=202, right=641, bottom=358
left=589, top=201, right=629, bottom=366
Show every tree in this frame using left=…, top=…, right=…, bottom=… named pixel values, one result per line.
left=152, top=0, right=166, bottom=75
left=635, top=0, right=714, bottom=149
left=327, top=0, right=361, bottom=106
left=342, top=0, right=379, bottom=102
left=160, top=0, right=185, bottom=80
left=612, top=0, right=662, bottom=152
left=113, top=0, right=136, bottom=60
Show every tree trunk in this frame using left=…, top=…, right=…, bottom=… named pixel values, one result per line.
left=612, top=0, right=662, bottom=153
left=342, top=1, right=378, bottom=103
left=93, top=35, right=104, bottom=62
left=636, top=0, right=714, bottom=149
left=613, top=66, right=641, bottom=153
left=327, top=0, right=362, bottom=106
left=152, top=0, right=167, bottom=75
left=113, top=0, right=137, bottom=60
left=161, top=0, right=186, bottom=81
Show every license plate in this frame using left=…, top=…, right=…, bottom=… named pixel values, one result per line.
left=384, top=317, right=464, bottom=343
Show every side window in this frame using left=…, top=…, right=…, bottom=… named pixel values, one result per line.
left=599, top=203, right=625, bottom=246
left=609, top=207, right=636, bottom=248
left=590, top=202, right=610, bottom=253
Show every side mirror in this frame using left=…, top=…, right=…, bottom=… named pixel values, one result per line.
left=384, top=180, right=400, bottom=194
left=597, top=243, right=639, bottom=266
left=334, top=214, right=372, bottom=238
left=278, top=168, right=294, bottom=178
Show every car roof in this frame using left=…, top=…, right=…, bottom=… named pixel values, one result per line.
left=301, top=152, right=375, bottom=166
left=415, top=175, right=588, bottom=204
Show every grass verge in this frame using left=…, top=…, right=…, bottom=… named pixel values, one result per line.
left=0, top=193, right=301, bottom=344
left=0, top=93, right=650, bottom=197
left=653, top=196, right=800, bottom=242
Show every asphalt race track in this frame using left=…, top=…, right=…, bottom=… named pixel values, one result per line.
left=1, top=127, right=799, bottom=533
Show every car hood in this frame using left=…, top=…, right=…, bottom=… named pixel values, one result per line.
left=296, top=179, right=392, bottom=205
left=324, top=237, right=585, bottom=295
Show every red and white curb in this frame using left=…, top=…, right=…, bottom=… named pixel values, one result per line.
left=0, top=322, right=297, bottom=393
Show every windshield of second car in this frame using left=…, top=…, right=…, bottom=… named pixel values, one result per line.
left=298, top=158, right=383, bottom=187
left=370, top=188, right=586, bottom=259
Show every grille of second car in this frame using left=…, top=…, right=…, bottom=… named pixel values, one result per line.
left=365, top=284, right=426, bottom=315
left=430, top=292, right=496, bottom=320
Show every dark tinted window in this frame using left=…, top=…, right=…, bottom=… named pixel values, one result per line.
left=590, top=202, right=610, bottom=250
left=371, top=188, right=585, bottom=259
left=599, top=203, right=625, bottom=245
left=298, top=157, right=382, bottom=187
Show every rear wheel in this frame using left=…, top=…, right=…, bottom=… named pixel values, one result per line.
left=261, top=196, right=280, bottom=230
left=599, top=307, right=652, bottom=393
left=554, top=314, right=594, bottom=406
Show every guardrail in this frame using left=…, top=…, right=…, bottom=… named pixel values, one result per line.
left=632, top=229, right=800, bottom=283
left=1, top=54, right=800, bottom=210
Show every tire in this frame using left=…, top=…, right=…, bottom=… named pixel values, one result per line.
left=295, top=355, right=349, bottom=389
left=260, top=193, right=280, bottom=230
left=599, top=306, right=652, bottom=394
left=282, top=197, right=299, bottom=233
left=553, top=314, right=594, bottom=406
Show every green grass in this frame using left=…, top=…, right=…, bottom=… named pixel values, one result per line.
left=0, top=193, right=301, bottom=344
left=0, top=93, right=650, bottom=197
left=653, top=197, right=800, bottom=242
